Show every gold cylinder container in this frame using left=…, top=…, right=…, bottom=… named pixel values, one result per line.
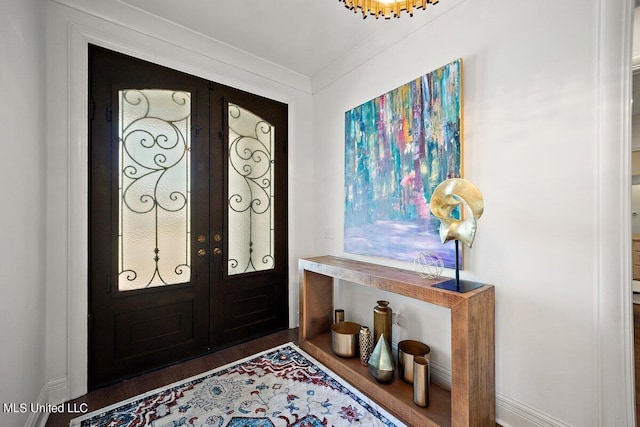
left=398, top=340, right=431, bottom=384
left=413, top=356, right=430, bottom=407
left=331, top=321, right=361, bottom=358
left=373, top=300, right=392, bottom=348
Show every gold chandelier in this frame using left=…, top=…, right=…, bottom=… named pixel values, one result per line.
left=340, top=0, right=439, bottom=19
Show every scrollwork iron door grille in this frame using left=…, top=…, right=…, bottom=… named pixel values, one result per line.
left=118, top=89, right=192, bottom=291
left=227, top=103, right=275, bottom=275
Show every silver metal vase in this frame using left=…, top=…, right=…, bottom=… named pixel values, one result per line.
left=359, top=326, right=373, bottom=366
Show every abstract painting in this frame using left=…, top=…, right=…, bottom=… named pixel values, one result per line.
left=344, top=59, right=462, bottom=268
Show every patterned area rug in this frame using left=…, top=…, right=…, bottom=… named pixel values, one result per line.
left=71, top=343, right=405, bottom=427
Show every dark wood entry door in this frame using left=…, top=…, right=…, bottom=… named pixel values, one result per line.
left=208, top=84, right=289, bottom=349
left=89, top=45, right=288, bottom=389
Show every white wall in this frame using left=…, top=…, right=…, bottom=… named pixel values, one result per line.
left=35, top=1, right=635, bottom=426
left=631, top=8, right=640, bottom=151
left=45, top=0, right=315, bottom=402
left=0, top=1, right=48, bottom=427
left=312, top=0, right=633, bottom=426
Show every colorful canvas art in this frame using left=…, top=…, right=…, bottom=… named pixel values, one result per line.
left=344, top=59, right=462, bottom=268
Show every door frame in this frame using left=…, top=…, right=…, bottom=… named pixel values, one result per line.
left=60, top=28, right=298, bottom=400
left=85, top=44, right=290, bottom=389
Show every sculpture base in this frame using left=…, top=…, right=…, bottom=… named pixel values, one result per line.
left=433, top=279, right=484, bottom=293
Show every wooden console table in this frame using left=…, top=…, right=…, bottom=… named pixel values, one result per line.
left=299, top=256, right=495, bottom=427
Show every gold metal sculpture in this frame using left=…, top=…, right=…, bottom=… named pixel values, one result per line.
left=428, top=178, right=485, bottom=293
left=429, top=178, right=484, bottom=248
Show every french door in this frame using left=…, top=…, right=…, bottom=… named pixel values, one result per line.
left=88, top=45, right=288, bottom=388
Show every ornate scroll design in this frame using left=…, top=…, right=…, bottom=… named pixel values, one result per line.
left=118, top=89, right=191, bottom=290
left=227, top=103, right=275, bottom=275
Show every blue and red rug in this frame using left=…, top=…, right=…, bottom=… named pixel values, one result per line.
left=71, top=343, right=405, bottom=426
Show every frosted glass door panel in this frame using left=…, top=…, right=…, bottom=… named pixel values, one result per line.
left=118, top=89, right=191, bottom=291
left=228, top=103, right=275, bottom=275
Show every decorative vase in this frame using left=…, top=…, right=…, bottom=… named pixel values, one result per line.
left=373, top=300, right=392, bottom=348
left=413, top=356, right=430, bottom=407
left=359, top=326, right=373, bottom=366
left=368, top=334, right=395, bottom=383
left=398, top=340, right=430, bottom=384
left=331, top=321, right=360, bottom=358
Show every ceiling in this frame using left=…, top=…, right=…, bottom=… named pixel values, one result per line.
left=121, top=0, right=457, bottom=78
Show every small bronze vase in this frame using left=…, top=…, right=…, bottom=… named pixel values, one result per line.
left=368, top=334, right=394, bottom=383
left=373, top=300, right=392, bottom=348
left=413, top=356, right=430, bottom=407
left=359, top=326, right=373, bottom=366
left=398, top=340, right=430, bottom=384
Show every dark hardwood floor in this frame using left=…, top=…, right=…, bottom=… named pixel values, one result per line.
left=45, top=328, right=298, bottom=427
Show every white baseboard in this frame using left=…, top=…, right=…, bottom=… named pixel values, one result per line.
left=496, top=392, right=574, bottom=427
left=428, top=359, right=451, bottom=390
left=24, top=384, right=49, bottom=427
left=47, top=376, right=69, bottom=405
left=415, top=360, right=574, bottom=427
left=22, top=376, right=69, bottom=427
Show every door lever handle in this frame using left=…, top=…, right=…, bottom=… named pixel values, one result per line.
left=197, top=249, right=207, bottom=257
left=213, top=247, right=222, bottom=255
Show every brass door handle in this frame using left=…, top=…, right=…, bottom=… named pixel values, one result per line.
left=213, top=247, right=222, bottom=255
left=197, top=248, right=207, bottom=257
